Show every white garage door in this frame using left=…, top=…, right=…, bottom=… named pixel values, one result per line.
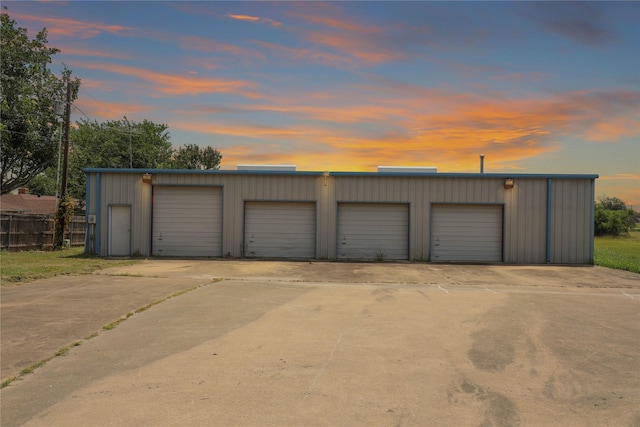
left=431, top=204, right=503, bottom=262
left=152, top=186, right=223, bottom=257
left=337, top=203, right=409, bottom=260
left=244, top=202, right=316, bottom=258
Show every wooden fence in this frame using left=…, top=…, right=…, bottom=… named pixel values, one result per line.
left=0, top=214, right=86, bottom=251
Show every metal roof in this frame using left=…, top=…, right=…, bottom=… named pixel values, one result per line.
left=83, top=167, right=598, bottom=180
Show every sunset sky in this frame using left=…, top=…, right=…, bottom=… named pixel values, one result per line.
left=5, top=1, right=639, bottom=206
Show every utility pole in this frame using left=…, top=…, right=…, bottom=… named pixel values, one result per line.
left=54, top=76, right=72, bottom=249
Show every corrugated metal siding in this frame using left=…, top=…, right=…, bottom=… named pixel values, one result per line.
left=89, top=171, right=594, bottom=264
left=98, top=173, right=145, bottom=256
left=152, top=186, right=223, bottom=256
left=151, top=173, right=320, bottom=258
left=334, top=177, right=506, bottom=260
left=431, top=204, right=503, bottom=262
left=550, top=179, right=593, bottom=264
left=244, top=202, right=316, bottom=258
left=503, top=179, right=547, bottom=263
left=337, top=203, right=409, bottom=260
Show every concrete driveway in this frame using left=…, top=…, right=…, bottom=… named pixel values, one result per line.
left=1, top=261, right=639, bottom=427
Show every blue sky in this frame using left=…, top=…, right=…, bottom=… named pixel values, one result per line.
left=5, top=1, right=639, bottom=205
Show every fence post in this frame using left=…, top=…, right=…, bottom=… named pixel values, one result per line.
left=7, top=215, right=12, bottom=250
left=39, top=216, right=47, bottom=250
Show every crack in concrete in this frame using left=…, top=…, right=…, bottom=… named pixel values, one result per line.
left=302, top=322, right=360, bottom=403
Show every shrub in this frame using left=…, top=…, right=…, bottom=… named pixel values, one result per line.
left=594, top=198, right=637, bottom=236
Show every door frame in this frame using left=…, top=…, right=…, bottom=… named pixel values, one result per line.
left=108, top=204, right=131, bottom=256
left=429, top=203, right=504, bottom=262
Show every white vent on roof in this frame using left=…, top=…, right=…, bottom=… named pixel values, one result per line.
left=377, top=166, right=437, bottom=173
left=237, top=164, right=296, bottom=172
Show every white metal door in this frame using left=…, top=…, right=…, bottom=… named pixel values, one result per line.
left=109, top=205, right=130, bottom=256
left=244, top=202, right=316, bottom=258
left=152, top=186, right=223, bottom=257
left=337, top=203, right=409, bottom=260
left=431, top=204, right=503, bottom=262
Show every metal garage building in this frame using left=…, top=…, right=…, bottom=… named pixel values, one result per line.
left=83, top=167, right=597, bottom=264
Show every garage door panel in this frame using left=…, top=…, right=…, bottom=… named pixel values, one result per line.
left=337, top=203, right=409, bottom=260
left=244, top=202, right=316, bottom=258
left=152, top=186, right=223, bottom=257
left=431, top=204, right=502, bottom=262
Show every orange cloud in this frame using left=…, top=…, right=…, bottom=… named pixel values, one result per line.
left=74, top=98, right=152, bottom=120
left=265, top=5, right=406, bottom=66
left=584, top=117, right=640, bottom=142
left=82, top=63, right=258, bottom=97
left=179, top=36, right=265, bottom=60
left=62, top=47, right=130, bottom=59
left=597, top=175, right=640, bottom=206
left=9, top=13, right=130, bottom=39
left=171, top=120, right=306, bottom=139
left=227, top=14, right=260, bottom=22
left=169, top=84, right=638, bottom=175
left=288, top=11, right=381, bottom=34
left=243, top=102, right=406, bottom=124
left=305, top=31, right=404, bottom=64
left=254, top=41, right=355, bottom=67
left=599, top=174, right=640, bottom=181
left=226, top=14, right=282, bottom=26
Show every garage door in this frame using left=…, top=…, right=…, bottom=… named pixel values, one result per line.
left=152, top=186, right=223, bottom=257
left=244, top=202, right=316, bottom=258
left=431, top=204, right=503, bottom=262
left=337, top=203, right=409, bottom=260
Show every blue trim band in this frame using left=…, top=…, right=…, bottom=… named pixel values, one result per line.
left=95, top=173, right=101, bottom=255
left=84, top=173, right=91, bottom=253
left=589, top=179, right=596, bottom=263
left=331, top=172, right=599, bottom=179
left=546, top=178, right=552, bottom=263
left=82, top=168, right=325, bottom=176
left=81, top=168, right=598, bottom=180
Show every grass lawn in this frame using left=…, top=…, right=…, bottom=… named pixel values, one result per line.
left=594, top=230, right=640, bottom=273
left=1, top=247, right=138, bottom=285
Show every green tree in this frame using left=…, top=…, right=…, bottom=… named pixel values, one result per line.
left=0, top=9, right=80, bottom=194
left=170, top=143, right=222, bottom=170
left=67, top=117, right=173, bottom=199
left=599, top=196, right=627, bottom=211
left=26, top=166, right=58, bottom=195
left=594, top=197, right=637, bottom=236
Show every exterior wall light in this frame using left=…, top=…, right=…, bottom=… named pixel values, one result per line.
left=504, top=178, right=515, bottom=189
left=142, top=173, right=152, bottom=184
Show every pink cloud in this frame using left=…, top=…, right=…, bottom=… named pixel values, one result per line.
left=74, top=98, right=152, bottom=121
left=62, top=47, right=130, bottom=59
left=169, top=81, right=636, bottom=174
left=81, top=63, right=258, bottom=97
left=226, top=14, right=282, bottom=27
left=179, top=35, right=266, bottom=60
left=9, top=12, right=130, bottom=39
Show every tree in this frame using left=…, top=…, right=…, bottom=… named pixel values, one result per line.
left=594, top=196, right=637, bottom=236
left=67, top=117, right=174, bottom=199
left=599, top=196, right=627, bottom=211
left=170, top=143, right=222, bottom=170
left=26, top=166, right=58, bottom=195
left=0, top=9, right=80, bottom=194
left=29, top=116, right=223, bottom=199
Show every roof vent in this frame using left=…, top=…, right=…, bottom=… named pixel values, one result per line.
left=377, top=166, right=437, bottom=173
left=237, top=164, right=296, bottom=172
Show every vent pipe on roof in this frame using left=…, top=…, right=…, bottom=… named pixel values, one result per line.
left=480, top=155, right=485, bottom=174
